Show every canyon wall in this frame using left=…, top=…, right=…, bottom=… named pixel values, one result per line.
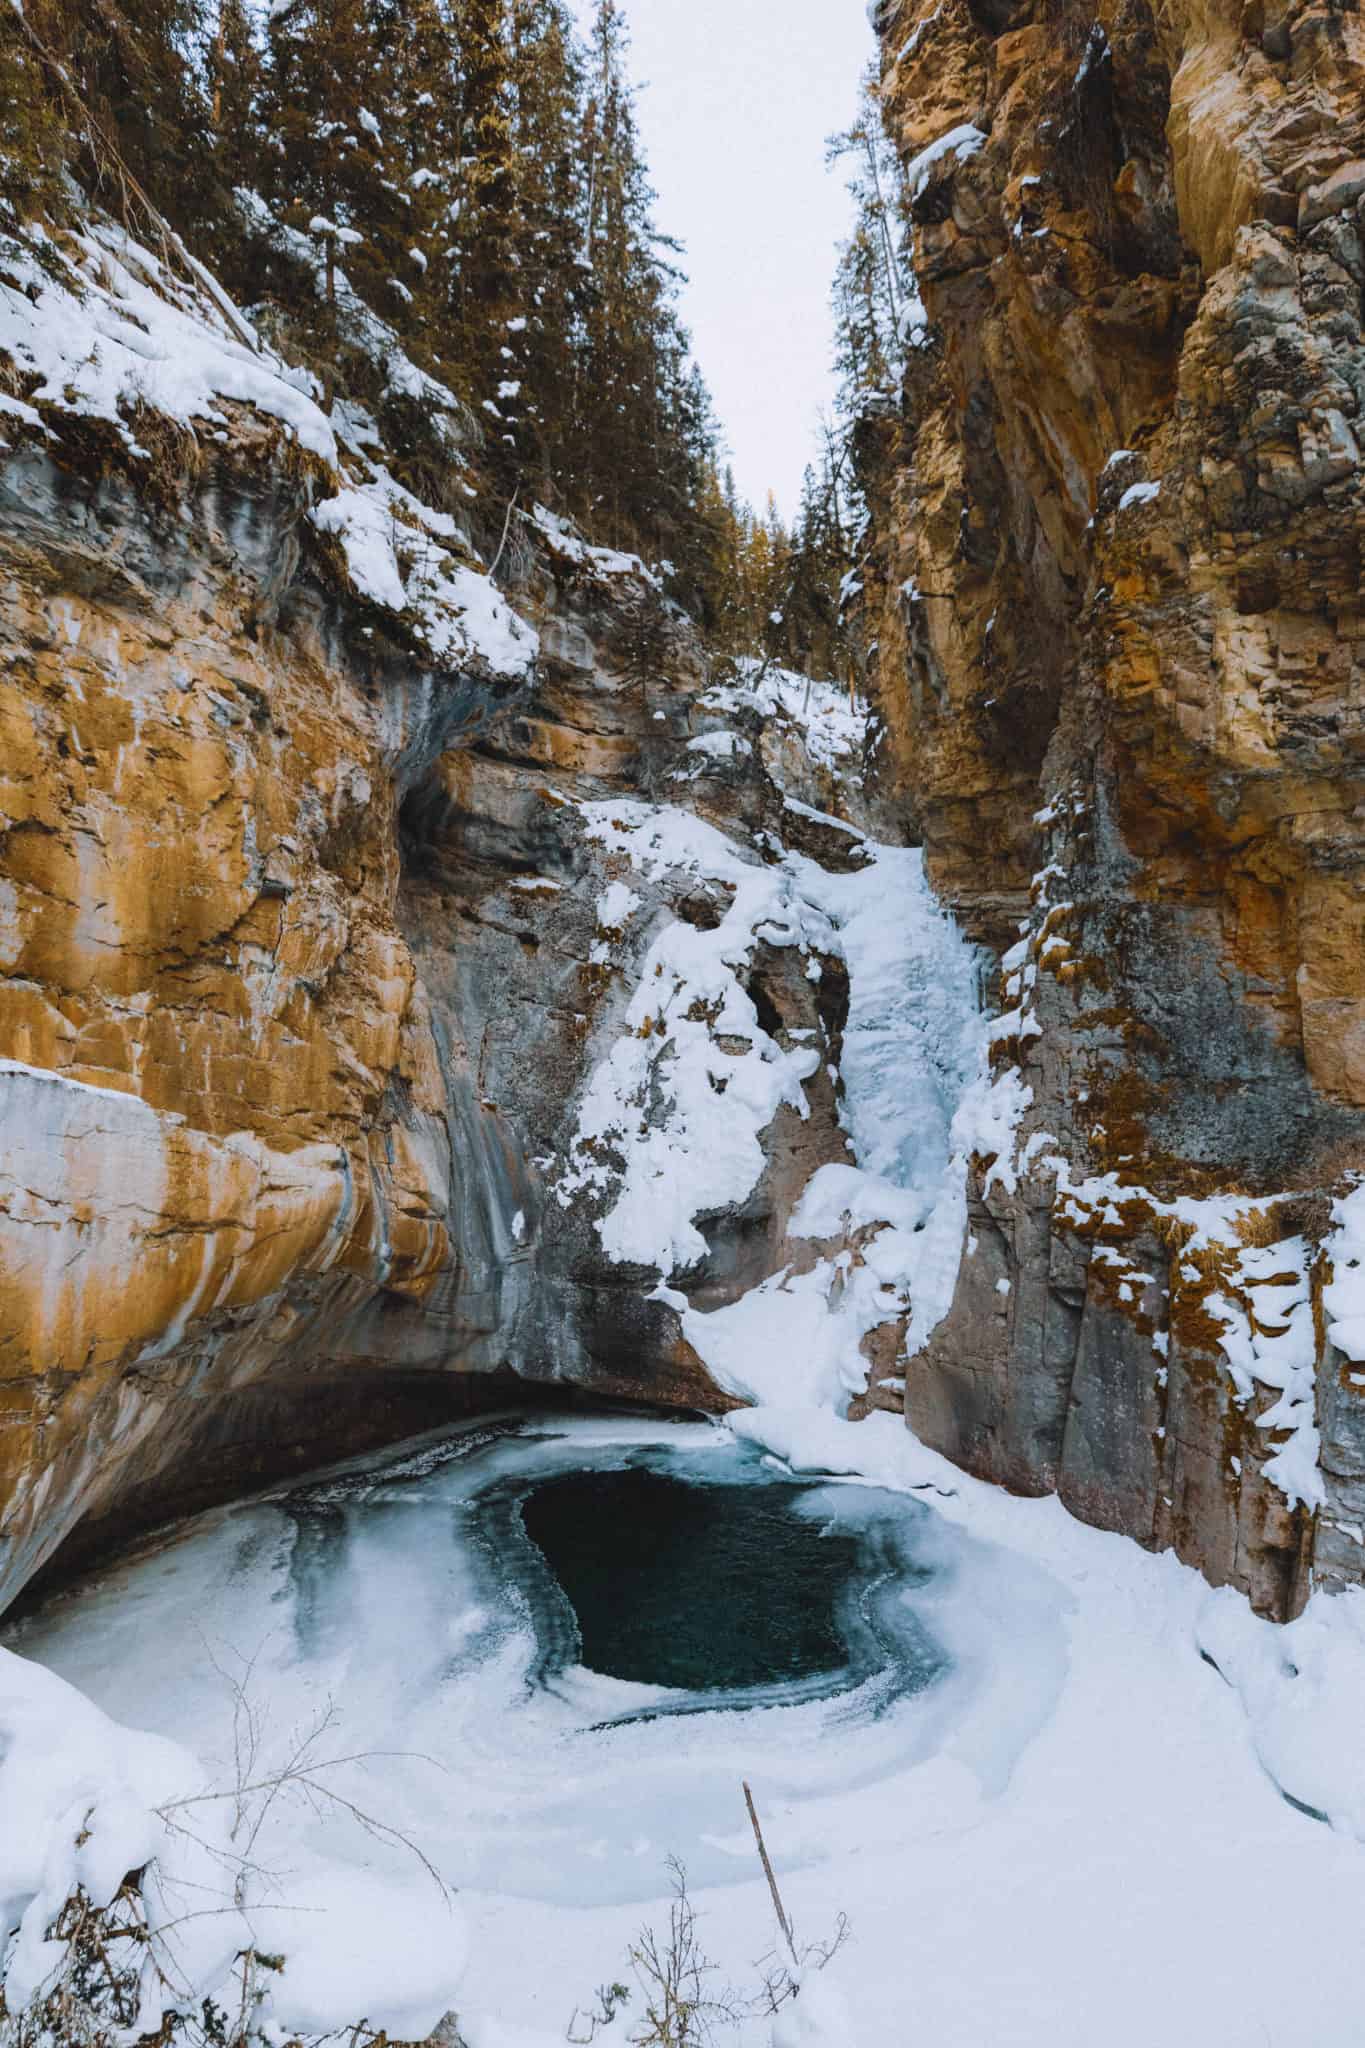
left=0, top=232, right=868, bottom=1606
left=868, top=0, right=1365, bottom=1610
left=8, top=0, right=1365, bottom=1626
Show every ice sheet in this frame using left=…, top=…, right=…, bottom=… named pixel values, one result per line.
left=5, top=1418, right=1065, bottom=1917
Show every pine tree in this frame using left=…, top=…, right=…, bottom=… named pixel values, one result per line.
left=259, top=0, right=402, bottom=404
left=504, top=0, right=587, bottom=491
left=7, top=0, right=742, bottom=635
left=827, top=68, right=914, bottom=417
left=452, top=0, right=520, bottom=449
left=0, top=9, right=69, bottom=223
left=208, top=0, right=263, bottom=207
left=27, top=0, right=215, bottom=228
left=372, top=0, right=458, bottom=340
left=784, top=453, right=856, bottom=681
left=570, top=0, right=690, bottom=551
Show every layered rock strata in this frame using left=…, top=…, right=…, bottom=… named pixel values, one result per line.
left=11, top=7, right=1365, bottom=1628
left=868, top=0, right=1365, bottom=1611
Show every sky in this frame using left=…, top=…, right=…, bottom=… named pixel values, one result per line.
left=575, top=0, right=876, bottom=521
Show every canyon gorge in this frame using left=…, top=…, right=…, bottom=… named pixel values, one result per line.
left=6, top=0, right=1365, bottom=2039
left=4, top=0, right=1365, bottom=1631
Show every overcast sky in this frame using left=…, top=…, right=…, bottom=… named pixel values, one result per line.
left=575, top=0, right=875, bottom=520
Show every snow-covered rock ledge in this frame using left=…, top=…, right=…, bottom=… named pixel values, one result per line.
left=0, top=210, right=538, bottom=683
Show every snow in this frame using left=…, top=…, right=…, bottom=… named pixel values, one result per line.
left=0, top=221, right=337, bottom=461
left=312, top=468, right=538, bottom=674
left=0, top=207, right=536, bottom=684
left=596, top=881, right=640, bottom=930
left=556, top=804, right=822, bottom=1273
left=781, top=793, right=865, bottom=838
left=234, top=187, right=463, bottom=419
left=1197, top=1584, right=1365, bottom=1837
left=1117, top=478, right=1161, bottom=510
left=686, top=728, right=753, bottom=761
left=0, top=1646, right=467, bottom=2041
left=1208, top=1240, right=1323, bottom=1510
left=700, top=659, right=865, bottom=779
left=1040, top=1149, right=1325, bottom=1510
left=654, top=1265, right=850, bottom=1409
left=0, top=389, right=48, bottom=447
left=14, top=1397, right=1365, bottom=2048
left=560, top=749, right=991, bottom=1419
left=961, top=838, right=1327, bottom=1514
left=904, top=123, right=988, bottom=201
left=1324, top=1181, right=1365, bottom=1361
left=312, top=484, right=409, bottom=609
left=556, top=775, right=990, bottom=1308
left=0, top=1649, right=191, bottom=2010
left=771, top=1976, right=856, bottom=2046
left=308, top=214, right=361, bottom=247
left=893, top=5, right=943, bottom=66
left=530, top=502, right=655, bottom=582
left=4, top=338, right=1365, bottom=2046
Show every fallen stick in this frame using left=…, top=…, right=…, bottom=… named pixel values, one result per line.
left=743, top=1780, right=799, bottom=1972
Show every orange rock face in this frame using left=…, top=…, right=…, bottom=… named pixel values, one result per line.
left=0, top=406, right=862, bottom=1610
left=0, top=431, right=491, bottom=1599
left=868, top=0, right=1365, bottom=1610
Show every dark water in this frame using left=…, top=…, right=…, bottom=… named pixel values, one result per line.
left=520, top=1466, right=861, bottom=1690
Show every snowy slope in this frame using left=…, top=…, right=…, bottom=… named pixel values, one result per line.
left=0, top=214, right=537, bottom=679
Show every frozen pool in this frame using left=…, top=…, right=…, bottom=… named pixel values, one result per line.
left=3, top=1415, right=1069, bottom=1911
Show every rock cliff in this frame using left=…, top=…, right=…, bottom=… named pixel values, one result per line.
left=866, top=0, right=1365, bottom=1611
left=8, top=0, right=1365, bottom=1627
left=0, top=220, right=873, bottom=1607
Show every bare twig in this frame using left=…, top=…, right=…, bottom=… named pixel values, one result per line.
left=742, top=1783, right=798, bottom=1972
left=488, top=482, right=521, bottom=581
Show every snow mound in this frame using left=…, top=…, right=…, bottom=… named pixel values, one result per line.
left=0, top=220, right=335, bottom=459
left=557, top=803, right=823, bottom=1273
left=0, top=1646, right=468, bottom=2040
left=701, top=659, right=866, bottom=779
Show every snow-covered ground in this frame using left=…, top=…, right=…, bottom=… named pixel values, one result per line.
left=459, top=1427, right=1365, bottom=2048
left=8, top=1411, right=1365, bottom=2048
left=4, top=658, right=1365, bottom=2044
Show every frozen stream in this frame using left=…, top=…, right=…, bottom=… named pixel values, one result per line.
left=2, top=1414, right=1066, bottom=1916
left=10, top=1409, right=1365, bottom=2048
